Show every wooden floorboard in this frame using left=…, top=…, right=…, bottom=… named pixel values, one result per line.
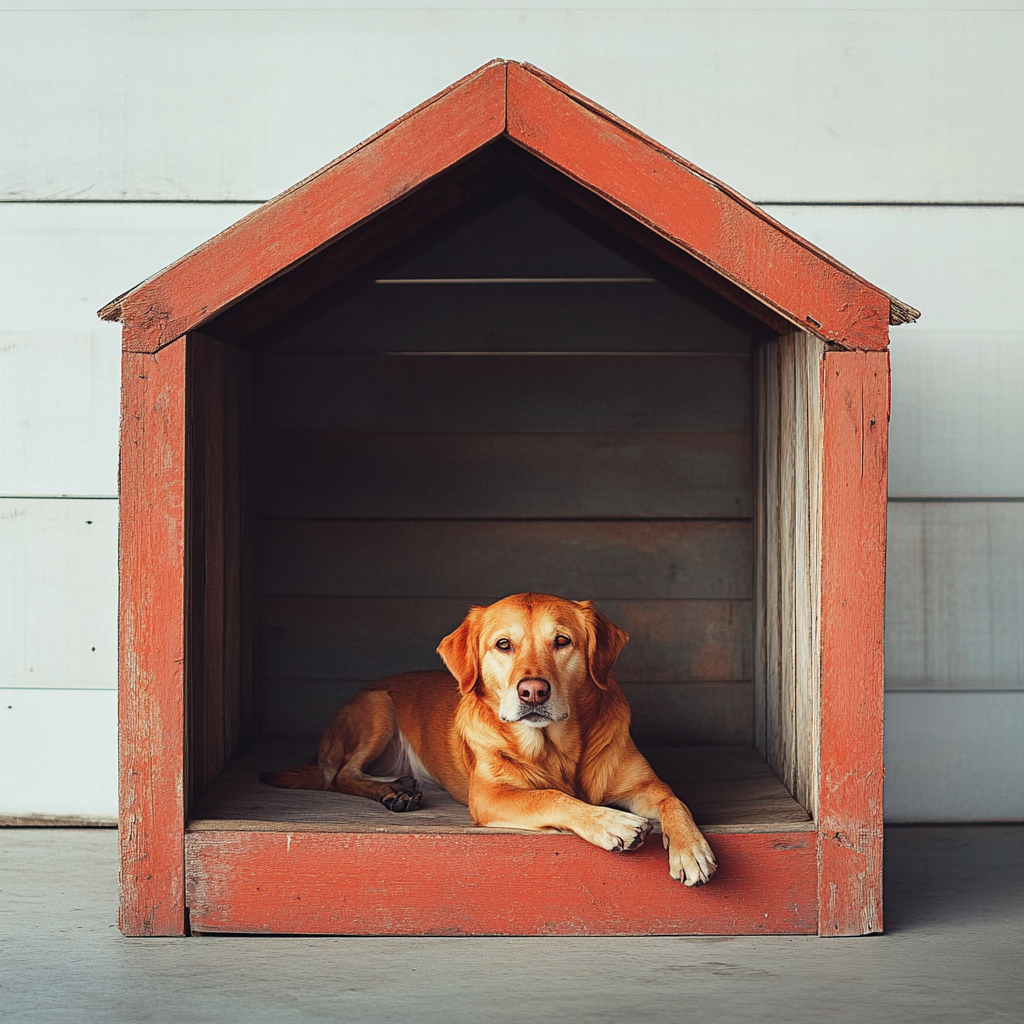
left=188, top=740, right=813, bottom=834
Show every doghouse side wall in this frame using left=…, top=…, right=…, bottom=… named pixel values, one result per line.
left=185, top=332, right=256, bottom=811
left=753, top=332, right=824, bottom=816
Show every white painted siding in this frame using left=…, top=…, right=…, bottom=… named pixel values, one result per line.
left=885, top=692, right=1024, bottom=822
left=886, top=502, right=1024, bottom=690
left=0, top=5, right=1021, bottom=822
left=1, top=6, right=1022, bottom=202
left=0, top=688, right=117, bottom=820
left=0, top=499, right=118, bottom=689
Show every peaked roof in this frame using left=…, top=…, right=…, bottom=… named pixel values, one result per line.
left=99, top=60, right=918, bottom=354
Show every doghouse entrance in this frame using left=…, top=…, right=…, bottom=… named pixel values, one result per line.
left=185, top=169, right=813, bottom=841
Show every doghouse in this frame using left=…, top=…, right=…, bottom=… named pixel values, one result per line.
left=101, top=61, right=917, bottom=938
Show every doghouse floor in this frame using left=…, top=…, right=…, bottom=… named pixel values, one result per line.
left=188, top=740, right=813, bottom=834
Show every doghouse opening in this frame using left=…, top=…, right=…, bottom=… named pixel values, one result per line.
left=184, top=150, right=814, bottom=836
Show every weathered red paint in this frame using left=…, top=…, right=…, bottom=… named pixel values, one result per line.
left=184, top=830, right=818, bottom=936
left=506, top=64, right=890, bottom=351
left=100, top=61, right=897, bottom=355
left=105, top=61, right=508, bottom=354
left=107, top=61, right=896, bottom=938
left=818, top=350, right=889, bottom=936
left=119, top=339, right=188, bottom=936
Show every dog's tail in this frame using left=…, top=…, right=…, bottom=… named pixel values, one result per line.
left=260, top=759, right=326, bottom=790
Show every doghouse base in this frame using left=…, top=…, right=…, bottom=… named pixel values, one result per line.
left=184, top=743, right=818, bottom=935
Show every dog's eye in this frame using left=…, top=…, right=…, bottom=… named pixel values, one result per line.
left=495, top=638, right=512, bottom=651
left=554, top=635, right=572, bottom=648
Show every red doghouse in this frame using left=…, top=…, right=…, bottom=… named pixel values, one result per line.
left=102, top=61, right=916, bottom=937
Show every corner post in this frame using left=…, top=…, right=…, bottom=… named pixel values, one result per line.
left=119, top=334, right=188, bottom=936
left=818, top=348, right=889, bottom=936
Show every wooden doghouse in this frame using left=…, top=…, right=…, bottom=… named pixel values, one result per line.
left=101, top=61, right=917, bottom=938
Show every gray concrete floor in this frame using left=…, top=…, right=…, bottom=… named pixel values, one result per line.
left=2, top=827, right=1022, bottom=1024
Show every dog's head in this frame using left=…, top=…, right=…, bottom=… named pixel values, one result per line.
left=436, top=593, right=628, bottom=728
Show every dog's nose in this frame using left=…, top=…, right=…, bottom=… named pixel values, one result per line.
left=517, top=678, right=550, bottom=705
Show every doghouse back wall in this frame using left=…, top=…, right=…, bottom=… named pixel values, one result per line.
left=251, top=194, right=766, bottom=754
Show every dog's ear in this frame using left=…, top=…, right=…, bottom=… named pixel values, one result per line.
left=577, top=600, right=628, bottom=690
left=437, top=605, right=485, bottom=695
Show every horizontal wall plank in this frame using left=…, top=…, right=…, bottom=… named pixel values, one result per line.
left=0, top=203, right=260, bottom=334
left=0, top=498, right=118, bottom=688
left=4, top=11, right=1021, bottom=202
left=277, top=280, right=754, bottom=354
left=261, top=432, right=751, bottom=519
left=262, top=520, right=752, bottom=600
left=886, top=501, right=1024, bottom=690
left=260, top=353, right=750, bottom=434
left=0, top=333, right=120, bottom=497
left=887, top=332, right=1024, bottom=498
left=885, top=692, right=1024, bottom=822
left=261, top=597, right=751, bottom=684
left=0, top=688, right=117, bottom=819
left=258, top=678, right=750, bottom=747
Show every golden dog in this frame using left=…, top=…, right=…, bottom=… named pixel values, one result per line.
left=263, top=592, right=717, bottom=886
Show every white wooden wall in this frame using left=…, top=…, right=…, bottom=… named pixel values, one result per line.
left=2, top=0, right=1021, bottom=821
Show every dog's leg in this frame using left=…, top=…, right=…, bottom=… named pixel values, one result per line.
left=317, top=690, right=422, bottom=812
left=263, top=690, right=421, bottom=811
left=469, top=780, right=652, bottom=852
left=605, top=754, right=717, bottom=887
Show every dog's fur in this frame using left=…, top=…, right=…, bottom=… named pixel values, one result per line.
left=263, top=592, right=717, bottom=886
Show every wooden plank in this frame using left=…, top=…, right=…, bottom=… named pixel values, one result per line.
left=623, top=681, right=752, bottom=746
left=260, top=353, right=750, bottom=433
left=884, top=691, right=1024, bottom=823
left=0, top=330, right=120, bottom=496
left=794, top=333, right=824, bottom=816
left=752, top=345, right=767, bottom=759
left=118, top=339, right=187, bottom=936
left=886, top=501, right=1024, bottom=690
left=506, top=63, right=892, bottom=350
left=102, top=62, right=508, bottom=353
left=261, top=520, right=752, bottom=600
left=0, top=497, right=118, bottom=689
left=260, top=431, right=752, bottom=519
left=189, top=740, right=807, bottom=833
left=260, top=597, right=751, bottom=684
left=275, top=279, right=755, bottom=355
left=256, top=677, right=751, bottom=746
left=818, top=349, right=888, bottom=936
left=201, top=336, right=227, bottom=797
left=184, top=828, right=817, bottom=935
left=221, top=341, right=244, bottom=764
left=888, top=331, right=1024, bottom=498
left=778, top=335, right=798, bottom=796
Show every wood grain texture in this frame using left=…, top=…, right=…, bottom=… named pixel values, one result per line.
left=818, top=349, right=888, bottom=936
left=103, top=62, right=507, bottom=353
left=260, top=431, right=751, bottom=519
left=276, top=279, right=756, bottom=355
left=261, top=520, right=752, bottom=599
left=184, top=828, right=817, bottom=935
left=256, top=677, right=752, bottom=746
left=885, top=501, right=1024, bottom=690
left=118, top=339, right=188, bottom=937
left=753, top=335, right=824, bottom=815
left=186, top=334, right=254, bottom=809
left=260, top=597, right=750, bottom=685
left=260, top=353, right=750, bottom=433
left=188, top=740, right=809, bottom=833
left=505, top=63, right=893, bottom=349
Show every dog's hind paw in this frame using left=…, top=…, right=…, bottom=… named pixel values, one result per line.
left=381, top=782, right=422, bottom=813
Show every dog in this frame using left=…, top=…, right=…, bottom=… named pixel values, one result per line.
left=262, top=592, right=717, bottom=886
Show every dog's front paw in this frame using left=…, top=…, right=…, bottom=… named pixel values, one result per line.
left=664, top=828, right=717, bottom=887
left=586, top=807, right=652, bottom=852
left=381, top=779, right=421, bottom=813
